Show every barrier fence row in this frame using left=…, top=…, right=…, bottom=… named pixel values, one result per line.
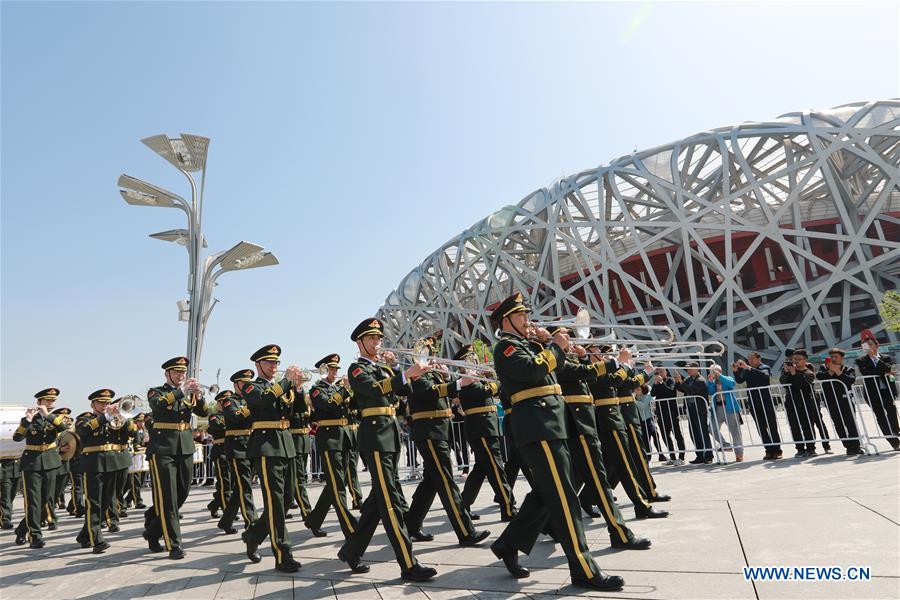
left=173, top=372, right=897, bottom=487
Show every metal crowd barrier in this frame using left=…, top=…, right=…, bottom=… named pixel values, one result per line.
left=706, top=379, right=875, bottom=464
left=851, top=373, right=900, bottom=452
left=645, top=395, right=717, bottom=463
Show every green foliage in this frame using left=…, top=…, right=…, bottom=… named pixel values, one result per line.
left=879, top=290, right=900, bottom=333
left=472, top=339, right=494, bottom=363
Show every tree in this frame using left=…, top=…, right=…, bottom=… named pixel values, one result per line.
left=879, top=290, right=900, bottom=333
left=472, top=339, right=494, bottom=364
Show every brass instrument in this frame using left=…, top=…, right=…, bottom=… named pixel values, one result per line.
left=58, top=430, right=82, bottom=461
left=106, top=395, right=139, bottom=429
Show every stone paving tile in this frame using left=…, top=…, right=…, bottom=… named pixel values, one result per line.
left=331, top=580, right=382, bottom=599
left=754, top=577, right=900, bottom=600
left=417, top=589, right=476, bottom=600
left=848, top=494, right=900, bottom=525
left=291, top=577, right=338, bottom=599
left=252, top=574, right=294, bottom=599
left=375, top=583, right=432, bottom=599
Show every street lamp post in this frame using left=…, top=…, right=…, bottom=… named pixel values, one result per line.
left=118, top=134, right=278, bottom=380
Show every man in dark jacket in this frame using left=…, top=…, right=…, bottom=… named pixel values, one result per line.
left=780, top=349, right=831, bottom=457
left=674, top=364, right=713, bottom=463
left=650, top=369, right=685, bottom=464
left=856, top=332, right=899, bottom=451
left=816, top=348, right=862, bottom=455
left=734, top=353, right=782, bottom=459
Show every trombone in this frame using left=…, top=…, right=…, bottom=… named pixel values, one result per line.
left=530, top=307, right=676, bottom=342
left=384, top=344, right=499, bottom=383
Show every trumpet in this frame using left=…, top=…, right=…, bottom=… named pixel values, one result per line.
left=106, top=395, right=141, bottom=429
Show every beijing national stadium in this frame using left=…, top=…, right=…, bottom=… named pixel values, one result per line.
left=378, top=99, right=900, bottom=369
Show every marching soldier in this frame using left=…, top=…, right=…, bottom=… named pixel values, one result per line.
left=487, top=293, right=624, bottom=591
left=142, top=356, right=209, bottom=560
left=67, top=415, right=87, bottom=517
left=105, top=398, right=137, bottom=532
left=586, top=345, right=667, bottom=520
left=218, top=370, right=258, bottom=534
left=338, top=317, right=437, bottom=581
left=13, top=388, right=67, bottom=548
left=52, top=409, right=73, bottom=513
left=124, top=413, right=148, bottom=509
left=345, top=392, right=363, bottom=511
left=0, top=451, right=19, bottom=529
left=304, top=353, right=359, bottom=539
left=74, top=389, right=121, bottom=554
left=456, top=345, right=517, bottom=522
left=239, top=345, right=305, bottom=573
left=206, top=392, right=233, bottom=520
left=286, top=381, right=313, bottom=522
left=553, top=335, right=652, bottom=549
left=404, top=338, right=489, bottom=546
left=617, top=363, right=671, bottom=503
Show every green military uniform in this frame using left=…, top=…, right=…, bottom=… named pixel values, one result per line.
left=67, top=414, right=89, bottom=517
left=206, top=402, right=232, bottom=518
left=339, top=317, right=436, bottom=582
left=13, top=388, right=66, bottom=548
left=143, top=356, right=210, bottom=558
left=585, top=348, right=663, bottom=519
left=556, top=350, right=649, bottom=549
left=345, top=398, right=363, bottom=510
left=287, top=386, right=312, bottom=521
left=218, top=370, right=257, bottom=532
left=305, top=353, right=359, bottom=538
left=489, top=294, right=623, bottom=591
left=124, top=418, right=148, bottom=509
left=405, top=360, right=483, bottom=544
left=455, top=346, right=516, bottom=521
left=614, top=365, right=669, bottom=502
left=74, top=389, right=119, bottom=553
left=0, top=456, right=20, bottom=529
left=105, top=405, right=137, bottom=531
left=240, top=344, right=301, bottom=572
left=51, top=408, right=73, bottom=513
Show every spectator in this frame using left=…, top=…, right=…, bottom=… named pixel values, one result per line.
left=816, top=348, right=863, bottom=455
left=651, top=368, right=685, bottom=465
left=451, top=398, right=469, bottom=475
left=635, top=384, right=664, bottom=461
left=734, top=353, right=782, bottom=460
left=855, top=332, right=900, bottom=451
left=674, top=363, right=713, bottom=464
left=780, top=349, right=831, bottom=457
left=707, top=366, right=745, bottom=462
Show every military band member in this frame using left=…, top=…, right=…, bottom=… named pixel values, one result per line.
left=586, top=345, right=667, bottom=520
left=287, top=382, right=313, bottom=522
left=67, top=414, right=88, bottom=517
left=338, top=317, right=437, bottom=581
left=240, top=344, right=305, bottom=573
left=305, top=353, right=359, bottom=539
left=142, top=356, right=209, bottom=560
left=52, top=408, right=73, bottom=513
left=617, top=363, right=671, bottom=503
left=74, top=389, right=120, bottom=554
left=488, top=293, right=624, bottom=591
left=218, top=369, right=258, bottom=534
left=124, top=414, right=148, bottom=509
left=553, top=335, right=651, bottom=550
left=404, top=338, right=489, bottom=546
left=456, top=345, right=517, bottom=522
left=345, top=393, right=363, bottom=511
left=105, top=398, right=137, bottom=532
left=206, top=393, right=233, bottom=520
left=0, top=453, right=19, bottom=529
left=13, top=388, right=67, bottom=548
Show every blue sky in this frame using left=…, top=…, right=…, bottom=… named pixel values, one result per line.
left=2, top=1, right=898, bottom=413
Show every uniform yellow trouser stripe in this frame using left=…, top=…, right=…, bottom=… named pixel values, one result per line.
left=324, top=452, right=355, bottom=534
left=612, top=431, right=650, bottom=509
left=215, top=461, right=227, bottom=509
left=232, top=459, right=250, bottom=524
left=259, top=456, right=282, bottom=563
left=83, top=473, right=94, bottom=547
left=629, top=424, right=657, bottom=497
left=540, top=440, right=594, bottom=580
left=346, top=461, right=360, bottom=506
left=150, top=455, right=172, bottom=550
left=481, top=437, right=512, bottom=517
left=425, top=439, right=469, bottom=536
left=578, top=435, right=628, bottom=544
left=373, top=451, right=413, bottom=569
left=21, top=473, right=33, bottom=541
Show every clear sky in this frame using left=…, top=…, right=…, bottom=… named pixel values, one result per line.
left=2, top=1, right=898, bottom=413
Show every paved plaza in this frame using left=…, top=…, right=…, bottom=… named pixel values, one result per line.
left=1, top=447, right=898, bottom=600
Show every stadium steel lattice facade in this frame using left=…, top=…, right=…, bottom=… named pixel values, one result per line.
left=378, top=100, right=900, bottom=369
